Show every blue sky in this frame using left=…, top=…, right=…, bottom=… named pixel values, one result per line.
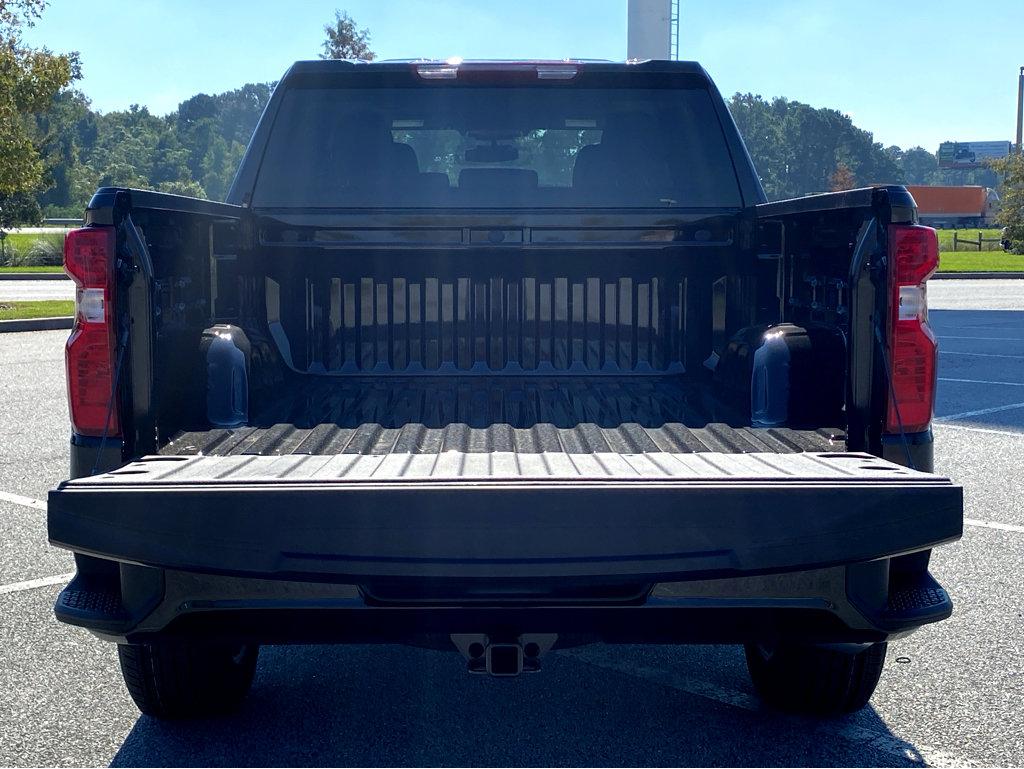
left=22, top=0, right=1024, bottom=152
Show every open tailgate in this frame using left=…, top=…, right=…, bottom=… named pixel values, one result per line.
left=48, top=451, right=962, bottom=581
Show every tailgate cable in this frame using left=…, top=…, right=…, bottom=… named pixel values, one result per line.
left=873, top=321, right=916, bottom=471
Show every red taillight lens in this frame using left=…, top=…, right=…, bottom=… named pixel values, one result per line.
left=886, top=224, right=938, bottom=434
left=64, top=226, right=120, bottom=437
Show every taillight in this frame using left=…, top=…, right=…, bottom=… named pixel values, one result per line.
left=64, top=226, right=120, bottom=437
left=414, top=61, right=578, bottom=82
left=886, top=224, right=938, bottom=434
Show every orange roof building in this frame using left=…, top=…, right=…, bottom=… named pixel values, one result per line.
left=905, top=185, right=992, bottom=218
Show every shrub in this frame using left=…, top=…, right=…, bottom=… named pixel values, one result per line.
left=21, top=235, right=64, bottom=266
left=1, top=232, right=66, bottom=266
left=0, top=239, right=14, bottom=266
left=991, top=154, right=1024, bottom=254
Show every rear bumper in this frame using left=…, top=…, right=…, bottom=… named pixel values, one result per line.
left=52, top=561, right=954, bottom=646
left=48, top=450, right=962, bottom=644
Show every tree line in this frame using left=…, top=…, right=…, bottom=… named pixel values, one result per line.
left=28, top=83, right=274, bottom=218
left=728, top=93, right=998, bottom=200
left=0, top=3, right=360, bottom=225
left=0, top=3, right=1007, bottom=226
left=15, top=86, right=996, bottom=221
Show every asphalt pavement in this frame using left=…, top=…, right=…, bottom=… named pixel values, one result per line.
left=0, top=279, right=1021, bottom=767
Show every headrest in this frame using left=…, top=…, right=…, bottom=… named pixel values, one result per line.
left=390, top=142, right=419, bottom=175
left=599, top=112, right=661, bottom=152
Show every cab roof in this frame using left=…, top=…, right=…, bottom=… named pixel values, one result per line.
left=285, top=58, right=709, bottom=78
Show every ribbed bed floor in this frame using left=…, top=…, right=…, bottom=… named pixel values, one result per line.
left=161, top=376, right=846, bottom=457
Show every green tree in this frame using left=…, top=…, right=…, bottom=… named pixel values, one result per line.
left=33, top=89, right=93, bottom=215
left=84, top=106, right=174, bottom=189
left=0, top=0, right=44, bottom=28
left=926, top=166, right=999, bottom=188
left=36, top=81, right=275, bottom=212
left=0, top=0, right=79, bottom=210
left=726, top=94, right=789, bottom=197
left=0, top=189, right=39, bottom=228
left=899, top=147, right=938, bottom=185
left=171, top=83, right=273, bottom=200
left=158, top=179, right=206, bottom=197
left=728, top=93, right=902, bottom=200
left=320, top=10, right=375, bottom=60
left=992, top=153, right=1024, bottom=254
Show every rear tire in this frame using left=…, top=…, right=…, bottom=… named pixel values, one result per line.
left=118, top=641, right=259, bottom=719
left=744, top=641, right=887, bottom=715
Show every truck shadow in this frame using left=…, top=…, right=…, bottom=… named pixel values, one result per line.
left=109, top=644, right=928, bottom=767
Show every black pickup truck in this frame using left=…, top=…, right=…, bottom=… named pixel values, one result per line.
left=48, top=59, right=962, bottom=719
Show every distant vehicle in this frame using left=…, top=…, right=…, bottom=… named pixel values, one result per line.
left=905, top=185, right=999, bottom=228
left=47, top=60, right=962, bottom=720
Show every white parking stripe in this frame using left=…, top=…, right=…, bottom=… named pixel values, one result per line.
left=0, top=490, right=47, bottom=512
left=0, top=573, right=74, bottom=596
left=964, top=518, right=1024, bottom=534
left=936, top=335, right=1024, bottom=341
left=940, top=351, right=1024, bottom=360
left=933, top=423, right=1024, bottom=438
left=939, top=377, right=1024, bottom=387
left=937, top=402, right=1024, bottom=421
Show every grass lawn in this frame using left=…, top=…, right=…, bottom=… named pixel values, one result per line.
left=938, top=251, right=1024, bottom=272
left=0, top=300, right=74, bottom=320
left=3, top=231, right=65, bottom=248
left=0, top=265, right=65, bottom=273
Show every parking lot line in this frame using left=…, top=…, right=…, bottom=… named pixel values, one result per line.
left=0, top=573, right=74, bottom=596
left=937, top=401, right=1024, bottom=421
left=933, top=423, right=1024, bottom=438
left=0, top=489, right=47, bottom=511
left=936, top=335, right=1024, bottom=341
left=963, top=518, right=1024, bottom=534
left=940, top=351, right=1024, bottom=360
left=939, top=377, right=1024, bottom=388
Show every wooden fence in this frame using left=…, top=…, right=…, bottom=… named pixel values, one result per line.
left=951, top=231, right=1004, bottom=252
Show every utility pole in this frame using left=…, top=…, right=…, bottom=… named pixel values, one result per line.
left=1017, top=66, right=1023, bottom=154
left=627, top=0, right=672, bottom=60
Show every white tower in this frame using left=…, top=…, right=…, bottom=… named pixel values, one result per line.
left=627, top=0, right=677, bottom=61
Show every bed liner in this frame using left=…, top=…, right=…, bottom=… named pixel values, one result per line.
left=161, top=375, right=845, bottom=457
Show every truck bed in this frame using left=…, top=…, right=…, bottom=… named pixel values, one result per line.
left=160, top=375, right=844, bottom=459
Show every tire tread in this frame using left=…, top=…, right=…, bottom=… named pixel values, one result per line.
left=117, top=642, right=258, bottom=719
left=744, top=641, right=887, bottom=715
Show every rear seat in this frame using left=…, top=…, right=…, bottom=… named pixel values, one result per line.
left=572, top=113, right=674, bottom=203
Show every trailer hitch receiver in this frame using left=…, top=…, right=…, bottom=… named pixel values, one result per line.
left=451, top=634, right=558, bottom=676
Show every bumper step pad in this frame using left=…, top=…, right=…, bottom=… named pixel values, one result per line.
left=55, top=576, right=127, bottom=632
